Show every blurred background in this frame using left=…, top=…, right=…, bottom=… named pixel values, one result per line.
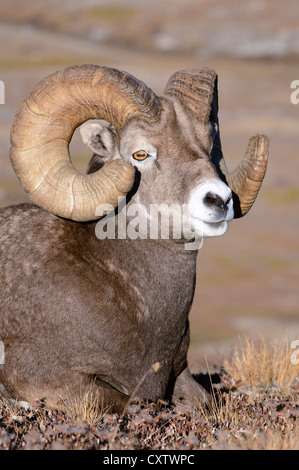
left=0, top=0, right=298, bottom=369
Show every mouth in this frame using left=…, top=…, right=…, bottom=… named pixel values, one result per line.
left=191, top=217, right=229, bottom=238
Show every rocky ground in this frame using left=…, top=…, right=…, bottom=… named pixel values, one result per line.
left=0, top=368, right=298, bottom=450
left=0, top=336, right=298, bottom=450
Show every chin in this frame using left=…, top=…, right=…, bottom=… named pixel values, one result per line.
left=192, top=218, right=229, bottom=238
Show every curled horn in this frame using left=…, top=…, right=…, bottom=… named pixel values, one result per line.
left=164, top=68, right=269, bottom=218
left=10, top=65, right=161, bottom=221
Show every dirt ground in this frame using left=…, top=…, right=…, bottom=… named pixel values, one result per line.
left=0, top=353, right=298, bottom=450
left=0, top=0, right=298, bottom=449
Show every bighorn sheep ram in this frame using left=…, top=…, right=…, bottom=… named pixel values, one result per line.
left=0, top=65, right=268, bottom=412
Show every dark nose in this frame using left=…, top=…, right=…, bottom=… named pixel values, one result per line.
left=204, top=192, right=231, bottom=212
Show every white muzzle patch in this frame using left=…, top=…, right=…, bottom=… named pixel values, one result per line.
left=188, top=179, right=234, bottom=238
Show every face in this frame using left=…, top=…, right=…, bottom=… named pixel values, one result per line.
left=119, top=98, right=234, bottom=240
left=81, top=98, right=234, bottom=242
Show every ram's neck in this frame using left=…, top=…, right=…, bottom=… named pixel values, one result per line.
left=71, top=221, right=198, bottom=323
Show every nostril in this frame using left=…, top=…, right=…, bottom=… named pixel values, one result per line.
left=204, top=192, right=226, bottom=209
left=204, top=192, right=233, bottom=211
left=204, top=193, right=217, bottom=206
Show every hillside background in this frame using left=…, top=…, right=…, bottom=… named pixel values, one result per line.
left=0, top=0, right=298, bottom=369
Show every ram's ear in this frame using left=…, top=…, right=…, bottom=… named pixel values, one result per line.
left=80, top=120, right=118, bottom=159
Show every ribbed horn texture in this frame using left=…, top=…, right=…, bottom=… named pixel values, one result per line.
left=10, top=64, right=161, bottom=221
left=164, top=68, right=269, bottom=217
left=164, top=68, right=217, bottom=124
left=226, top=134, right=269, bottom=218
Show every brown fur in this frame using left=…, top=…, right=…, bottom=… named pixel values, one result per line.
left=0, top=97, right=220, bottom=412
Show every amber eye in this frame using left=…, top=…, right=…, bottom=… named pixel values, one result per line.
left=132, top=150, right=149, bottom=161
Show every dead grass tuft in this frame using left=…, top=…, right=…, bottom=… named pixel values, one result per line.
left=224, top=335, right=299, bottom=394
left=62, top=384, right=110, bottom=428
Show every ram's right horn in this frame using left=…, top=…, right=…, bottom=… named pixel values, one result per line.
left=164, top=68, right=269, bottom=218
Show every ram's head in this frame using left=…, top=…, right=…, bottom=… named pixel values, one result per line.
left=10, top=65, right=268, bottom=237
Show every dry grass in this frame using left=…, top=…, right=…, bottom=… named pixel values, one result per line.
left=196, top=386, right=239, bottom=428
left=224, top=335, right=299, bottom=394
left=195, top=385, right=298, bottom=450
left=212, top=426, right=299, bottom=451
left=0, top=336, right=298, bottom=450
left=193, top=336, right=299, bottom=450
left=62, top=384, right=110, bottom=428
left=249, top=429, right=299, bottom=450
